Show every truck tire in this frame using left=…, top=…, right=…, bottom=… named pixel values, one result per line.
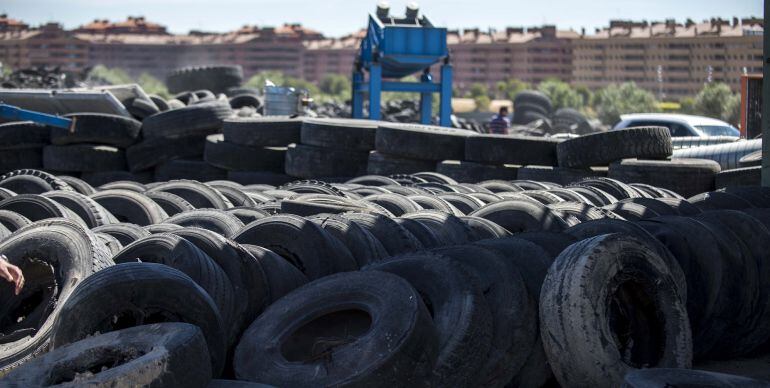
left=557, top=126, right=672, bottom=168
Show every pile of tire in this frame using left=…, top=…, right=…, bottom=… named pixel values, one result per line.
left=511, top=91, right=596, bottom=136
left=672, top=138, right=763, bottom=190
left=0, top=167, right=768, bottom=387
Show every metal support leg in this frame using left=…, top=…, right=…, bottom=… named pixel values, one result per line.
left=439, top=63, right=453, bottom=127
left=762, top=0, right=770, bottom=186
left=352, top=71, right=364, bottom=119
left=419, top=71, right=433, bottom=124
left=369, top=63, right=382, bottom=121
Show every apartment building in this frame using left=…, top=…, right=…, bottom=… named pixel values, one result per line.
left=572, top=18, right=763, bottom=99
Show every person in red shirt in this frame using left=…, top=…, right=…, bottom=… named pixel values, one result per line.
left=0, top=255, right=24, bottom=295
left=488, top=106, right=511, bottom=134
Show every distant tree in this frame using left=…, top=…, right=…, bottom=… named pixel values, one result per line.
left=693, top=82, right=740, bottom=124
left=318, top=74, right=349, bottom=98
left=538, top=79, right=584, bottom=110
left=679, top=97, right=696, bottom=115
left=87, top=65, right=133, bottom=85
left=474, top=95, right=491, bottom=112
left=496, top=78, right=530, bottom=100
left=724, top=93, right=740, bottom=126
left=137, top=73, right=170, bottom=99
left=594, top=82, right=659, bottom=125
left=574, top=84, right=594, bottom=108
left=244, top=71, right=319, bottom=96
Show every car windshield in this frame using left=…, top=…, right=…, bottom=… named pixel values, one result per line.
left=695, top=125, right=740, bottom=137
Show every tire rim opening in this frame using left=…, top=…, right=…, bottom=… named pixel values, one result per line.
left=0, top=258, right=57, bottom=341
left=47, top=347, right=146, bottom=385
left=608, top=275, right=666, bottom=368
left=281, top=309, right=372, bottom=363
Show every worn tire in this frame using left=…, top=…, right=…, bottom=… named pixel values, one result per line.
left=557, top=126, right=672, bottom=168
left=222, top=117, right=301, bottom=146
left=608, top=158, right=720, bottom=198
left=375, top=123, right=473, bottom=161
left=465, top=134, right=560, bottom=166
left=204, top=134, right=285, bottom=172
left=52, top=113, right=141, bottom=147
left=142, top=101, right=232, bottom=140
left=90, top=189, right=169, bottom=226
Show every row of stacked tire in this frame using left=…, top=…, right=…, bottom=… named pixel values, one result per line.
left=0, top=167, right=768, bottom=387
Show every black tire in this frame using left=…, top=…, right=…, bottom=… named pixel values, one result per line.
left=715, top=166, right=761, bottom=189
left=90, top=189, right=168, bottom=226
left=362, top=193, right=423, bottom=216
left=144, top=223, right=183, bottom=234
left=165, top=209, right=245, bottom=238
left=42, top=144, right=126, bottom=172
left=206, top=184, right=257, bottom=207
left=100, top=180, right=147, bottom=192
left=226, top=206, right=269, bottom=224
left=240, top=244, right=308, bottom=303
left=437, top=193, right=486, bottom=215
left=204, top=134, right=285, bottom=172
left=0, top=146, right=43, bottom=174
left=0, top=169, right=74, bottom=194
left=307, top=214, right=389, bottom=267
left=576, top=177, right=640, bottom=200
left=300, top=118, right=378, bottom=151
left=401, top=211, right=475, bottom=245
left=155, top=159, right=227, bottom=182
left=608, top=158, right=720, bottom=198
left=233, top=271, right=439, bottom=387
left=52, top=113, right=141, bottom=147
left=345, top=175, right=401, bottom=186
left=148, top=180, right=233, bottom=210
left=229, top=93, right=262, bottom=110
left=672, top=139, right=762, bottom=170
left=4, top=323, right=212, bottom=388
left=469, top=198, right=569, bottom=233
left=145, top=190, right=196, bottom=216
left=517, top=165, right=605, bottom=186
left=166, top=65, right=243, bottom=94
left=171, top=227, right=270, bottom=331
left=433, top=244, right=537, bottom=386
left=340, top=212, right=423, bottom=256
left=0, top=194, right=85, bottom=227
left=367, top=151, right=436, bottom=175
left=622, top=368, right=769, bottom=388
left=557, top=126, right=672, bottom=168
left=50, top=263, right=226, bottom=376
left=57, top=175, right=96, bottom=195
left=92, top=222, right=151, bottom=246
left=459, top=215, right=510, bottom=239
left=222, top=117, right=301, bottom=146
left=142, top=101, right=232, bottom=140
left=42, top=190, right=117, bottom=228
left=436, top=160, right=519, bottom=183
left=285, top=143, right=368, bottom=179
left=0, top=121, right=49, bottom=147
left=233, top=214, right=357, bottom=279
left=514, top=90, right=552, bottom=113
left=81, top=170, right=154, bottom=186
left=406, top=194, right=463, bottom=216
left=0, top=219, right=99, bottom=373
left=738, top=150, right=761, bottom=167
left=227, top=170, right=294, bottom=186
left=465, top=134, right=560, bottom=166
left=0, top=210, right=31, bottom=232
left=392, top=218, right=443, bottom=248
left=540, top=234, right=692, bottom=387
left=688, top=191, right=754, bottom=211
left=375, top=123, right=473, bottom=161
left=365, top=254, right=493, bottom=387
left=127, top=135, right=207, bottom=172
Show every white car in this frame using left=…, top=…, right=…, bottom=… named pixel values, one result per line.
left=613, top=113, right=740, bottom=137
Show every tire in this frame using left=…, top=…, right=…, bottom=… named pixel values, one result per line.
left=738, top=150, right=761, bottom=167
left=92, top=222, right=151, bottom=246
left=171, top=227, right=270, bottom=331
left=365, top=254, right=493, bottom=387
left=300, top=118, right=378, bottom=151
left=622, top=368, right=769, bottom=388
left=204, top=134, right=285, bottom=172
left=42, top=144, right=126, bottom=172
left=340, top=212, right=423, bottom=256
left=715, top=166, right=761, bottom=189
left=465, top=134, right=560, bottom=166
left=345, top=175, right=401, bottom=187
left=672, top=136, right=740, bottom=150
left=517, top=165, right=605, bottom=186
left=435, top=160, right=519, bottom=183
left=4, top=323, right=212, bottom=388
left=42, top=190, right=117, bottom=228
left=285, top=143, right=368, bottom=179
left=406, top=194, right=463, bottom=216
left=100, top=180, right=147, bottom=192
left=672, top=139, right=762, bottom=170
left=165, top=209, right=245, bottom=238
left=437, top=193, right=486, bottom=215
left=226, top=206, right=269, bottom=224
left=155, top=159, right=228, bottom=182
left=469, top=198, right=569, bottom=233
left=81, top=170, right=154, bottom=186
left=127, top=135, right=207, bottom=172
left=375, top=123, right=473, bottom=161
left=0, top=169, right=74, bottom=194
left=557, top=126, right=672, bottom=168
left=0, top=121, right=49, bottom=147
left=514, top=90, right=552, bottom=113
left=608, top=158, right=720, bottom=198
left=206, top=184, right=257, bottom=207
left=233, top=271, right=439, bottom=387
left=367, top=151, right=436, bottom=175
left=433, top=244, right=537, bottom=386
left=148, top=180, right=233, bottom=210
left=52, top=113, right=141, bottom=147
left=142, top=101, right=232, bottom=140
left=229, top=93, right=262, bottom=110
left=90, top=189, right=168, bottom=226
left=576, top=177, right=640, bottom=200
left=0, top=219, right=99, bottom=373
left=50, top=263, right=226, bottom=376
left=222, top=117, right=301, bottom=146
left=363, top=193, right=423, bottom=216
left=146, top=191, right=196, bottom=216
left=401, top=211, right=475, bottom=245
left=0, top=194, right=85, bottom=227
left=233, top=214, right=357, bottom=279
left=57, top=175, right=96, bottom=195
left=459, top=215, right=510, bottom=239
left=540, top=234, right=692, bottom=388
left=688, top=191, right=754, bottom=211
left=307, top=214, right=388, bottom=267
left=0, top=146, right=43, bottom=174
left=166, top=65, right=243, bottom=94
left=240, top=244, right=308, bottom=303
left=227, top=170, right=294, bottom=186
left=0, top=210, right=31, bottom=232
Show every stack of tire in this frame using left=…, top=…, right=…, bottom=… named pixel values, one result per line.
left=0, top=121, right=50, bottom=173
left=369, top=122, right=476, bottom=176
left=42, top=113, right=141, bottom=181
left=166, top=65, right=244, bottom=95
left=205, top=116, right=301, bottom=186
left=0, top=168, right=769, bottom=386
left=285, top=118, right=378, bottom=180
left=512, top=91, right=552, bottom=126
left=126, top=97, right=233, bottom=183
left=673, top=138, right=763, bottom=190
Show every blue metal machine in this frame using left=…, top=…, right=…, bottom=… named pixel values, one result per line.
left=0, top=103, right=74, bottom=129
left=352, top=3, right=452, bottom=126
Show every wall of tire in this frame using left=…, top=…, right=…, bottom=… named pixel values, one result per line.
left=0, top=86, right=768, bottom=386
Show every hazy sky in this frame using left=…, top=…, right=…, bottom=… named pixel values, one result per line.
left=2, top=0, right=762, bottom=37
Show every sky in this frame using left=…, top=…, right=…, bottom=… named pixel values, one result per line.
left=2, top=0, right=762, bottom=37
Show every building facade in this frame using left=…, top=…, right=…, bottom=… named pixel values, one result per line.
left=0, top=15, right=763, bottom=100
